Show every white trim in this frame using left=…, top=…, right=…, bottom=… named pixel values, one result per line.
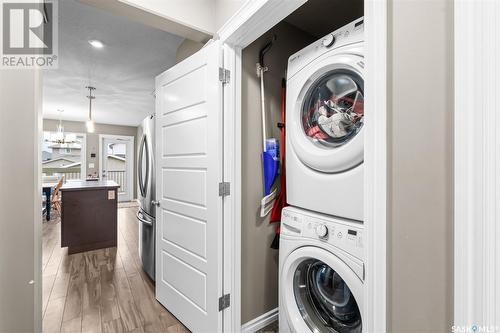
left=34, top=68, right=43, bottom=333
left=222, top=44, right=241, bottom=333
left=218, top=0, right=306, bottom=48
left=363, top=0, right=387, bottom=331
left=218, top=1, right=388, bottom=332
left=98, top=134, right=135, bottom=202
left=454, top=0, right=500, bottom=329
left=240, top=308, right=278, bottom=333
left=80, top=133, right=87, bottom=180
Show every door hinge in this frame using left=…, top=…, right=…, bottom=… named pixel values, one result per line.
left=219, top=294, right=230, bottom=311
left=219, top=67, right=230, bottom=84
left=219, top=182, right=230, bottom=197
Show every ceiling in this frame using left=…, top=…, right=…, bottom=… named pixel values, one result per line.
left=43, top=0, right=184, bottom=127
left=285, top=0, right=363, bottom=38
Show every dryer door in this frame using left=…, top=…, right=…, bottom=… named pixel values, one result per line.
left=289, top=53, right=364, bottom=173
left=281, top=246, right=363, bottom=333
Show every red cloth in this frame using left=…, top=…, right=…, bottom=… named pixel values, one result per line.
left=270, top=79, right=288, bottom=224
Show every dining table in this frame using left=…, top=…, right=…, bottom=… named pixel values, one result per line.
left=42, top=182, right=58, bottom=221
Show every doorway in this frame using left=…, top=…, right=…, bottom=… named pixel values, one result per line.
left=99, top=135, right=135, bottom=202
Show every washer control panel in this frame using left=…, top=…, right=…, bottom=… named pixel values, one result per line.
left=287, top=17, right=364, bottom=79
left=281, top=207, right=364, bottom=260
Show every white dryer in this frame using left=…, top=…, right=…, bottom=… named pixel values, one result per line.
left=286, top=18, right=364, bottom=221
left=279, top=206, right=364, bottom=333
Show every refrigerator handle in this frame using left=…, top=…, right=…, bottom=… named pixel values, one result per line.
left=138, top=134, right=149, bottom=197
left=136, top=211, right=153, bottom=226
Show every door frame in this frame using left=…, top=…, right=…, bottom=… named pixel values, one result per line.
left=454, top=1, right=500, bottom=328
left=98, top=134, right=135, bottom=202
left=217, top=0, right=388, bottom=331
left=77, top=133, right=87, bottom=180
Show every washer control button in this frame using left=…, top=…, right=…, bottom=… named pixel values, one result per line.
left=315, top=224, right=328, bottom=238
left=322, top=34, right=336, bottom=47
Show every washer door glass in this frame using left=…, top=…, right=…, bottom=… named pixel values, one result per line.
left=294, top=259, right=362, bottom=333
left=302, top=69, right=364, bottom=148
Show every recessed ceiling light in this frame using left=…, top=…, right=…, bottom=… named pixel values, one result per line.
left=88, top=40, right=104, bottom=49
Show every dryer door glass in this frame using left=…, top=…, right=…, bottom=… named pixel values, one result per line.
left=302, top=69, right=364, bottom=148
left=294, top=259, right=362, bottom=332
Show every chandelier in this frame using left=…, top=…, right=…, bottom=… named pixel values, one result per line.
left=49, top=110, right=76, bottom=144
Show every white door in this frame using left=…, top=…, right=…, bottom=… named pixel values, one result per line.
left=101, top=136, right=134, bottom=202
left=155, top=41, right=224, bottom=333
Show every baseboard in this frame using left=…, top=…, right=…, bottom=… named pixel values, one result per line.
left=241, top=308, right=278, bottom=333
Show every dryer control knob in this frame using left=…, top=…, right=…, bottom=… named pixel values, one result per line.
left=322, top=34, right=336, bottom=47
left=315, top=224, right=328, bottom=238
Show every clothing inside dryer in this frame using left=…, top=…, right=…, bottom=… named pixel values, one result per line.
left=302, top=69, right=364, bottom=148
left=294, top=258, right=362, bottom=333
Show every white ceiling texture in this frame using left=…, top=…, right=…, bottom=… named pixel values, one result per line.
left=43, top=0, right=183, bottom=126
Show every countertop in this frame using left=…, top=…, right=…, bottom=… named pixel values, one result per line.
left=60, top=180, right=120, bottom=191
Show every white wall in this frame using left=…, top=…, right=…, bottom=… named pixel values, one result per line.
left=119, top=0, right=215, bottom=33
left=80, top=0, right=247, bottom=41
left=0, top=70, right=42, bottom=333
left=215, top=0, right=245, bottom=31
left=117, top=0, right=246, bottom=32
left=79, top=0, right=213, bottom=42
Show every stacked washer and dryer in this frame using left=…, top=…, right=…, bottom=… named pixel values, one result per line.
left=280, top=17, right=365, bottom=333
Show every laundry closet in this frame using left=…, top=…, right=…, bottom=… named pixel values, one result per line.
left=153, top=0, right=366, bottom=331
left=240, top=0, right=364, bottom=328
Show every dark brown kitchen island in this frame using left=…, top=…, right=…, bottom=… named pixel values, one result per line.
left=60, top=180, right=120, bottom=254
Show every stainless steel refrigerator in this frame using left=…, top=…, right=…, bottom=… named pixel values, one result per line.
left=137, top=114, right=156, bottom=280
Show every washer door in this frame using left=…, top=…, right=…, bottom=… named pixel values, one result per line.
left=281, top=247, right=363, bottom=333
left=290, top=53, right=364, bottom=173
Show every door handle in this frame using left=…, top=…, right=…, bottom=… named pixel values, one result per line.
left=136, top=211, right=153, bottom=226
left=151, top=200, right=160, bottom=207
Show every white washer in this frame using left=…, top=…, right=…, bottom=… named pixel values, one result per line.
left=279, top=206, right=364, bottom=333
left=286, top=18, right=364, bottom=221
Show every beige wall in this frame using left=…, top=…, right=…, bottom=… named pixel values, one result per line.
left=43, top=119, right=139, bottom=199
left=175, top=39, right=204, bottom=64
left=241, top=22, right=314, bottom=324
left=387, top=0, right=454, bottom=332
left=0, top=70, right=42, bottom=332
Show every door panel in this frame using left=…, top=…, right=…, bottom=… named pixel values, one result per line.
left=155, top=40, right=223, bottom=333
left=161, top=210, right=207, bottom=258
left=162, top=117, right=208, bottom=156
left=160, top=65, right=208, bottom=114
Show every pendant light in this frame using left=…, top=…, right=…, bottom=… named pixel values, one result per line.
left=85, top=85, right=96, bottom=133
left=50, top=109, right=76, bottom=144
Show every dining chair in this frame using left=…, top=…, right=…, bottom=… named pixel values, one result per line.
left=51, top=176, right=65, bottom=217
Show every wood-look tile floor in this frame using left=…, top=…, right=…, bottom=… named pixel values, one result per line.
left=42, top=207, right=190, bottom=333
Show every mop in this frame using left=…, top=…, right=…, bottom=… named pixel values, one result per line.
left=258, top=38, right=280, bottom=217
